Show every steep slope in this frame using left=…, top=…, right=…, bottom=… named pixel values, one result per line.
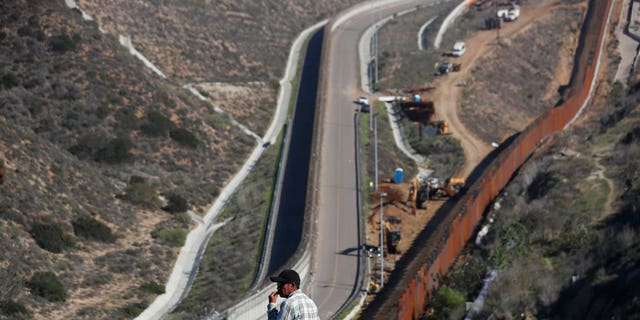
left=1, top=0, right=366, bottom=318
left=76, top=0, right=359, bottom=82
left=425, top=0, right=640, bottom=318
left=0, top=0, right=249, bottom=319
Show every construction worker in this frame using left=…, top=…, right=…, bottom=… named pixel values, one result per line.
left=268, top=269, right=319, bottom=320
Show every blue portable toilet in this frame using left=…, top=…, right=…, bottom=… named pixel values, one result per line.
left=394, top=168, right=403, bottom=183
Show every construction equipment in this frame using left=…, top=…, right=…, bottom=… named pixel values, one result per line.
left=409, top=177, right=429, bottom=209
left=384, top=218, right=402, bottom=254
left=426, top=177, right=466, bottom=200
left=410, top=176, right=466, bottom=207
left=434, top=61, right=462, bottom=76
left=431, top=120, right=450, bottom=135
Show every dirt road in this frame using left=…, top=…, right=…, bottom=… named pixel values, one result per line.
left=432, top=0, right=559, bottom=178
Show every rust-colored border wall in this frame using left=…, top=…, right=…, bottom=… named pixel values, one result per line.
left=395, top=0, right=613, bottom=319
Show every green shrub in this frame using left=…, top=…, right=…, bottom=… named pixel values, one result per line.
left=27, top=272, right=66, bottom=302
left=174, top=212, right=191, bottom=224
left=17, top=26, right=31, bottom=37
left=122, top=302, right=147, bottom=318
left=96, top=105, right=110, bottom=119
left=72, top=215, right=116, bottom=243
left=431, top=286, right=465, bottom=320
left=1, top=73, right=19, bottom=89
left=206, top=113, right=229, bottom=130
left=141, top=110, right=175, bottom=137
left=0, top=300, right=29, bottom=318
left=170, top=128, right=200, bottom=148
left=162, top=193, right=189, bottom=214
left=49, top=33, right=76, bottom=52
left=152, top=227, right=187, bottom=247
left=140, top=282, right=165, bottom=295
left=30, top=223, right=74, bottom=253
left=95, top=136, right=135, bottom=164
left=122, top=183, right=161, bottom=209
left=129, top=175, right=146, bottom=184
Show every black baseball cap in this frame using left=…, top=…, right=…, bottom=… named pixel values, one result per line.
left=270, top=269, right=300, bottom=287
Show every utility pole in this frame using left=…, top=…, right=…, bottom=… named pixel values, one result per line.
left=495, top=0, right=500, bottom=43
left=369, top=0, right=375, bottom=131
left=371, top=0, right=376, bottom=90
left=374, top=5, right=380, bottom=84
left=379, top=192, right=387, bottom=289
left=374, top=113, right=379, bottom=190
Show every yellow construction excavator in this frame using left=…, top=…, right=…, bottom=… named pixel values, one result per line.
left=384, top=219, right=402, bottom=254
left=410, top=176, right=466, bottom=207
left=428, top=177, right=465, bottom=200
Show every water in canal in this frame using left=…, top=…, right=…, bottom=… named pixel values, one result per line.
left=266, top=28, right=324, bottom=276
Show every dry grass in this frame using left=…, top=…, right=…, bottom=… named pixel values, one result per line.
left=0, top=0, right=361, bottom=318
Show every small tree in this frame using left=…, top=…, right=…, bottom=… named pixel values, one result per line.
left=140, top=110, right=175, bottom=137
left=72, top=215, right=116, bottom=243
left=49, top=33, right=76, bottom=52
left=95, top=136, right=135, bottom=164
left=152, top=227, right=187, bottom=247
left=0, top=300, right=29, bottom=318
left=162, top=193, right=189, bottom=214
left=122, top=302, right=147, bottom=318
left=431, top=286, right=465, bottom=320
left=170, top=128, right=200, bottom=148
left=30, top=223, right=74, bottom=253
left=122, top=183, right=161, bottom=209
left=140, top=282, right=165, bottom=295
left=27, top=272, right=66, bottom=302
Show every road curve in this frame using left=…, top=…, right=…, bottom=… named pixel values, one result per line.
left=311, top=1, right=440, bottom=318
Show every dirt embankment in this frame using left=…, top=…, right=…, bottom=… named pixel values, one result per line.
left=362, top=0, right=595, bottom=316
left=456, top=1, right=587, bottom=147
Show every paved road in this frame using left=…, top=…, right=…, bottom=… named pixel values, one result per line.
left=614, top=0, right=639, bottom=84
left=312, top=1, right=439, bottom=318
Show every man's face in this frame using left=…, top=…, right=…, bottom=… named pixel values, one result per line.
left=277, top=282, right=294, bottom=297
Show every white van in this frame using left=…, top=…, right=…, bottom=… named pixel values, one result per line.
left=451, top=42, right=466, bottom=57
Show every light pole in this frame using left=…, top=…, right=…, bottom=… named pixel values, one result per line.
left=374, top=6, right=380, bottom=84
left=374, top=112, right=379, bottom=190
left=379, top=192, right=387, bottom=289
left=309, top=271, right=314, bottom=299
left=369, top=0, right=374, bottom=131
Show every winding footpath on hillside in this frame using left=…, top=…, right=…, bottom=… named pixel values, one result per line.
left=135, top=19, right=326, bottom=319
left=64, top=1, right=317, bottom=319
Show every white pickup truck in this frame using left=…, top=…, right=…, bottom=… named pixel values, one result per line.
left=451, top=42, right=466, bottom=57
left=497, top=5, right=520, bottom=22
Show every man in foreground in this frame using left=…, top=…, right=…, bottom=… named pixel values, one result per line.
left=267, top=269, right=320, bottom=320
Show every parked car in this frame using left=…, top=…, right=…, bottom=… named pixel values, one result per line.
left=451, top=41, right=466, bottom=57
left=357, top=96, right=369, bottom=105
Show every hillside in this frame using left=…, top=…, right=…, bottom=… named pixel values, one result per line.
left=364, top=0, right=640, bottom=318
left=422, top=0, right=640, bottom=318
left=0, top=0, right=358, bottom=319
left=437, top=68, right=640, bottom=319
